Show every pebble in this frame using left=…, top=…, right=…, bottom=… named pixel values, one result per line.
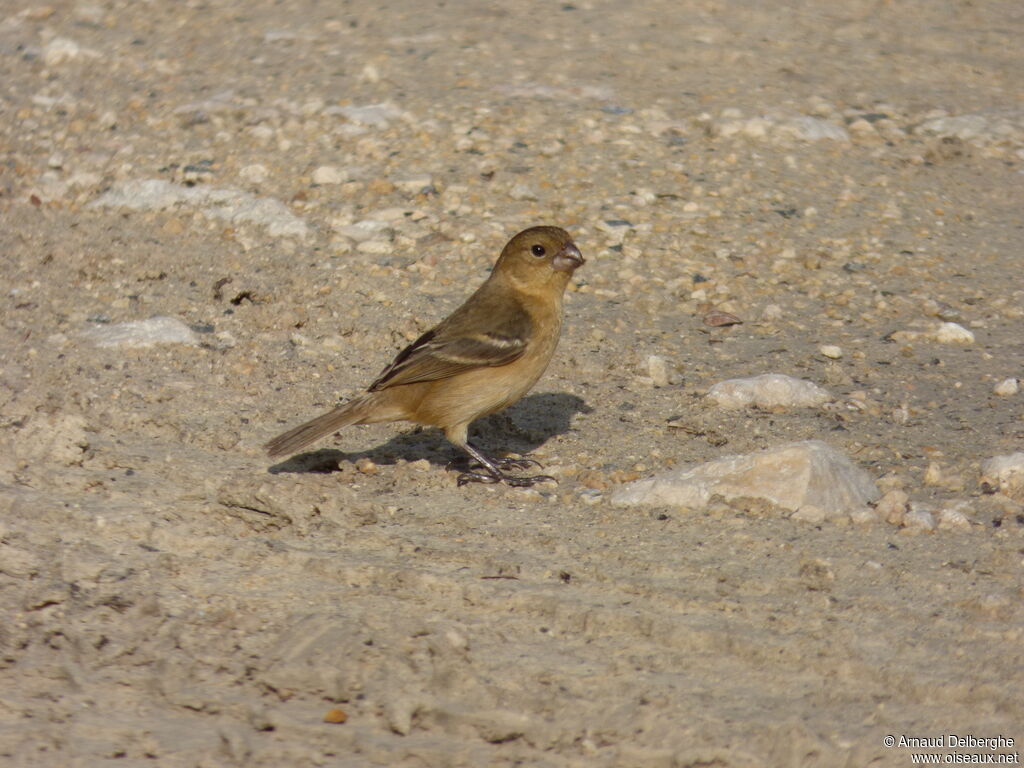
left=707, top=373, right=831, bottom=409
left=239, top=164, right=269, bottom=183
left=42, top=37, right=82, bottom=66
left=335, top=219, right=390, bottom=242
left=932, top=322, right=975, bottom=344
left=979, top=453, right=1024, bottom=500
left=903, top=506, right=935, bottom=532
left=325, top=102, right=404, bottom=127
left=89, top=180, right=309, bottom=239
left=646, top=355, right=671, bottom=387
left=819, top=345, right=843, bottom=359
left=993, top=378, right=1019, bottom=396
left=611, top=440, right=880, bottom=520
left=355, top=458, right=378, bottom=475
left=850, top=507, right=881, bottom=525
left=393, top=174, right=434, bottom=194
left=357, top=240, right=393, bottom=255
left=312, top=166, right=346, bottom=185
left=873, top=489, right=909, bottom=525
left=938, top=505, right=973, bottom=531
left=80, top=316, right=200, bottom=348
left=508, top=183, right=538, bottom=201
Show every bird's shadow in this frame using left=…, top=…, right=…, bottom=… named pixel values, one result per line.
left=267, top=392, right=592, bottom=474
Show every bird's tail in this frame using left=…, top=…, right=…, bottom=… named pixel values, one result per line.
left=264, top=394, right=376, bottom=458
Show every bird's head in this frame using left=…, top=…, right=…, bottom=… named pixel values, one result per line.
left=494, top=225, right=584, bottom=291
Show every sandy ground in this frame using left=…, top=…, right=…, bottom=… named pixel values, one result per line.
left=2, top=1, right=1023, bottom=766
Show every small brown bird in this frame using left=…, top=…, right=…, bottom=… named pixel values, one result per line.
left=264, top=226, right=584, bottom=486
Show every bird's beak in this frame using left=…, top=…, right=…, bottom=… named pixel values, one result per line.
left=552, top=242, right=584, bottom=273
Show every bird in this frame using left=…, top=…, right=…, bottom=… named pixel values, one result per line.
left=264, top=225, right=584, bottom=487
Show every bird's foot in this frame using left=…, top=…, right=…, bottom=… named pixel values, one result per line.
left=455, top=468, right=556, bottom=488
left=492, top=455, right=545, bottom=472
left=453, top=444, right=556, bottom=488
left=447, top=453, right=544, bottom=474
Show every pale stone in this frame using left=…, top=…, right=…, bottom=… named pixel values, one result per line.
left=312, top=166, right=346, bottom=185
left=611, top=440, right=880, bottom=519
left=980, top=453, right=1024, bottom=500
left=993, top=378, right=1019, bottom=396
left=932, top=322, right=974, bottom=344
left=707, top=374, right=831, bottom=409
left=80, top=316, right=199, bottom=348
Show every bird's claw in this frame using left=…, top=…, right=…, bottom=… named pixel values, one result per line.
left=455, top=469, right=556, bottom=488
left=503, top=473, right=556, bottom=488
left=492, top=456, right=544, bottom=472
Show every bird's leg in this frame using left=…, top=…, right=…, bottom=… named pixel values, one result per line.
left=455, top=442, right=555, bottom=487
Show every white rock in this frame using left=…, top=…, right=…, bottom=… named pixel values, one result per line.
left=707, top=373, right=831, bottom=409
left=323, top=102, right=404, bottom=127
left=819, top=345, right=843, bottom=359
left=993, top=377, right=1019, bottom=396
left=646, top=355, right=671, bottom=387
left=875, top=489, right=909, bottom=525
left=240, top=164, right=269, bottom=183
left=393, top=174, right=433, bottom=194
left=335, top=219, right=390, bottom=242
left=312, top=165, right=346, bottom=185
left=357, top=239, right=392, bottom=255
left=903, top=507, right=935, bottom=531
left=611, top=440, right=880, bottom=519
left=850, top=507, right=880, bottom=525
left=43, top=37, right=81, bottom=66
left=89, top=179, right=308, bottom=239
left=11, top=413, right=90, bottom=465
left=979, top=453, right=1024, bottom=501
left=932, top=322, right=974, bottom=344
left=938, top=506, right=972, bottom=530
left=508, top=183, right=538, bottom=201
left=916, top=114, right=990, bottom=143
left=80, top=316, right=200, bottom=348
left=783, top=116, right=850, bottom=142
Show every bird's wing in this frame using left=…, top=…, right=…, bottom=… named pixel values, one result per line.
left=368, top=300, right=531, bottom=391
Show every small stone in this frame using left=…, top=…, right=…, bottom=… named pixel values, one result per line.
left=334, top=219, right=390, bottom=242
left=819, top=345, right=843, bottom=359
left=875, top=489, right=909, bottom=525
left=408, top=459, right=432, bottom=472
left=903, top=507, right=935, bottom=532
left=393, top=174, right=434, bottom=194
left=323, top=709, right=348, bottom=724
left=355, top=458, right=377, bottom=475
left=508, top=183, right=538, bottom=201
left=240, top=164, right=269, bottom=183
left=702, top=309, right=743, bottom=327
left=938, top=506, right=972, bottom=530
left=646, top=355, right=671, bottom=387
left=312, top=166, right=346, bottom=185
left=43, top=37, right=81, bottom=66
left=80, top=316, right=200, bottom=348
left=932, top=322, right=974, bottom=344
left=850, top=507, right=880, bottom=525
left=357, top=239, right=392, bottom=255
left=611, top=440, right=879, bottom=519
left=707, top=373, right=831, bottom=409
left=762, top=304, right=784, bottom=321
left=993, top=378, right=1019, bottom=396
left=979, top=453, right=1024, bottom=500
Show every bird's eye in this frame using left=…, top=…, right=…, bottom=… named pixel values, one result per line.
left=530, top=244, right=546, bottom=257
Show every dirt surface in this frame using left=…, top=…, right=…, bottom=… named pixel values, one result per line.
left=2, top=1, right=1023, bottom=766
